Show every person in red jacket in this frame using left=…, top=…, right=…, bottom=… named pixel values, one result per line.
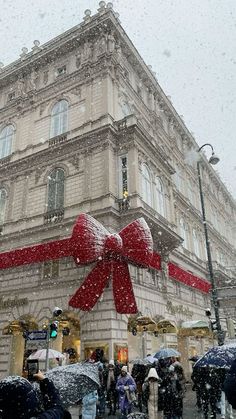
left=0, top=371, right=70, bottom=419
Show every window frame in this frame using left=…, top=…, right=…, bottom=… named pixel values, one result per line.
left=154, top=176, right=165, bottom=217
left=47, top=168, right=65, bottom=212
left=0, top=125, right=14, bottom=159
left=50, top=100, right=68, bottom=138
left=0, top=188, right=7, bottom=226
left=118, top=154, right=128, bottom=197
left=141, top=163, right=152, bottom=207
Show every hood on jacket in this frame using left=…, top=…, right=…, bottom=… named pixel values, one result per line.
left=147, top=368, right=159, bottom=380
left=0, top=376, right=38, bottom=419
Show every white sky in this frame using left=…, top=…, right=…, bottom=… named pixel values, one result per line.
left=0, top=0, right=235, bottom=198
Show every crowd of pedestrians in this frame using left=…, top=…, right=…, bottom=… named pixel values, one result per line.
left=1, top=347, right=236, bottom=419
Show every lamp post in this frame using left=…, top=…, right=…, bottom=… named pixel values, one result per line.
left=197, top=143, right=224, bottom=346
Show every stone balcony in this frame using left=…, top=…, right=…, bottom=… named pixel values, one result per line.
left=44, top=208, right=64, bottom=224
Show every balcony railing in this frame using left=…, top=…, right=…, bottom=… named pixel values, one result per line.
left=116, top=197, right=130, bottom=213
left=44, top=208, right=64, bottom=224
left=48, top=133, right=68, bottom=147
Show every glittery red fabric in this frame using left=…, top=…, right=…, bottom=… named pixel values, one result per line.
left=0, top=213, right=210, bottom=313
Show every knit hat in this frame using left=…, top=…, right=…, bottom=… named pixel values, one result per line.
left=147, top=368, right=159, bottom=380
left=109, top=359, right=115, bottom=366
left=121, top=365, right=128, bottom=373
left=0, top=376, right=38, bottom=418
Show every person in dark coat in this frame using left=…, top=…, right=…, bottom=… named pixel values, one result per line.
left=104, top=359, right=118, bottom=416
left=224, top=359, right=236, bottom=410
left=161, top=365, right=184, bottom=419
left=198, top=366, right=222, bottom=419
left=0, top=370, right=69, bottom=419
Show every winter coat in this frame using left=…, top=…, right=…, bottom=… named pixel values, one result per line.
left=0, top=376, right=65, bottom=419
left=159, top=372, right=183, bottom=417
left=142, top=381, right=162, bottom=419
left=116, top=373, right=136, bottom=411
left=82, top=390, right=98, bottom=419
left=224, top=359, right=236, bottom=409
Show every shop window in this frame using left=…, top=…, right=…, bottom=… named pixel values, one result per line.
left=50, top=100, right=68, bottom=138
left=43, top=260, right=59, bottom=279
left=47, top=168, right=64, bottom=211
left=0, top=188, right=7, bottom=226
left=141, top=163, right=152, bottom=206
left=0, top=124, right=14, bottom=159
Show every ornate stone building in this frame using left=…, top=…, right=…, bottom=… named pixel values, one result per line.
left=0, top=2, right=235, bottom=378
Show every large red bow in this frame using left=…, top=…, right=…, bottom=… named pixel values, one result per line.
left=69, top=214, right=155, bottom=313
left=0, top=214, right=160, bottom=314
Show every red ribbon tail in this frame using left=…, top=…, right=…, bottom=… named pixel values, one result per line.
left=112, top=261, right=138, bottom=314
left=69, top=260, right=111, bottom=310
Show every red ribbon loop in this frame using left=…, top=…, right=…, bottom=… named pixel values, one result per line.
left=69, top=214, right=154, bottom=313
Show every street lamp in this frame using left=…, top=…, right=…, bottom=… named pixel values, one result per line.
left=197, top=143, right=224, bottom=345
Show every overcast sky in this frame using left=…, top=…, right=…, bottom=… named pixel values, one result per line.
left=0, top=0, right=235, bottom=198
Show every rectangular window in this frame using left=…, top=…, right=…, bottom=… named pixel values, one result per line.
left=56, top=65, right=67, bottom=77
left=43, top=260, right=59, bottom=279
left=119, top=155, right=128, bottom=197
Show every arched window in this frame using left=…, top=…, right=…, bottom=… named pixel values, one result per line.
left=0, top=188, right=7, bottom=225
left=0, top=125, right=14, bottom=159
left=50, top=100, right=68, bottom=138
left=47, top=169, right=64, bottom=211
left=141, top=164, right=152, bottom=206
left=179, top=217, right=187, bottom=248
left=192, top=229, right=201, bottom=258
left=154, top=177, right=165, bottom=216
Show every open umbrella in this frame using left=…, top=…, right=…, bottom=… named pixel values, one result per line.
left=143, top=355, right=157, bottom=364
left=45, top=362, right=100, bottom=407
left=154, top=348, right=180, bottom=359
left=194, top=343, right=236, bottom=369
left=28, top=349, right=65, bottom=360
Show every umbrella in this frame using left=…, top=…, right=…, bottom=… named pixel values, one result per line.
left=143, top=355, right=157, bottom=364
left=194, top=343, right=236, bottom=369
left=129, top=358, right=149, bottom=365
left=127, top=413, right=148, bottom=419
left=154, top=348, right=180, bottom=359
left=45, top=362, right=100, bottom=407
left=28, top=349, right=65, bottom=360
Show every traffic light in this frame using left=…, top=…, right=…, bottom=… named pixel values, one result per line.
left=50, top=321, right=59, bottom=339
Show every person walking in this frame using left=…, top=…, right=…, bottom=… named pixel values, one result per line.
left=0, top=371, right=69, bottom=419
left=104, top=359, right=118, bottom=416
left=116, top=365, right=136, bottom=418
left=82, top=390, right=98, bottom=419
left=224, top=359, right=236, bottom=417
left=142, top=367, right=162, bottom=419
left=161, top=365, right=184, bottom=419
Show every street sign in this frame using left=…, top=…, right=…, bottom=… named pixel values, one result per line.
left=25, top=330, right=47, bottom=341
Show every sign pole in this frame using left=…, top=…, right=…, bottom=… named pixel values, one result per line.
left=45, top=324, right=50, bottom=371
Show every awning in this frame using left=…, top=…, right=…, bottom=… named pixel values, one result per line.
left=156, top=319, right=178, bottom=334
left=178, top=320, right=212, bottom=337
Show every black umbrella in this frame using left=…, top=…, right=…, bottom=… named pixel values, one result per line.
left=45, top=362, right=100, bottom=407
left=194, top=344, right=236, bottom=369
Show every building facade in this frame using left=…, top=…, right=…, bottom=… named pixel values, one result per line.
left=0, top=2, right=235, bottom=378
